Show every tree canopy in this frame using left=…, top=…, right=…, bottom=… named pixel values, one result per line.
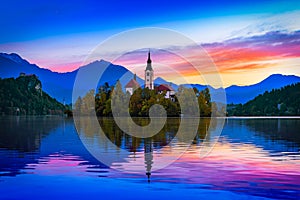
left=74, top=82, right=213, bottom=117
left=0, top=75, right=67, bottom=115
left=228, top=83, right=300, bottom=116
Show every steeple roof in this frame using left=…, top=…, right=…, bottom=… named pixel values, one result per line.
left=145, top=50, right=153, bottom=71
left=147, top=50, right=151, bottom=64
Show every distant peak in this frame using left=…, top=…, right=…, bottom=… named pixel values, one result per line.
left=89, top=59, right=112, bottom=65
left=99, top=59, right=110, bottom=63
left=0, top=52, right=29, bottom=65
left=268, top=74, right=284, bottom=77
left=264, top=74, right=299, bottom=81
left=226, top=74, right=300, bottom=89
left=154, top=77, right=165, bottom=81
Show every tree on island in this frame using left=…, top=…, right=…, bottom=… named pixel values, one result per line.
left=75, top=82, right=213, bottom=117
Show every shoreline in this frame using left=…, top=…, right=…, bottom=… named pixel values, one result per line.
left=1, top=115, right=300, bottom=119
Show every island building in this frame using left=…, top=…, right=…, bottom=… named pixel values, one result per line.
left=125, top=50, right=175, bottom=99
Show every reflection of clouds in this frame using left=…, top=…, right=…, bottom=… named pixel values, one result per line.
left=151, top=141, right=300, bottom=198
left=26, top=154, right=90, bottom=176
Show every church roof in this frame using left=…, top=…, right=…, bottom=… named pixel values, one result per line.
left=125, top=79, right=140, bottom=88
left=156, top=84, right=174, bottom=91
left=145, top=64, right=153, bottom=71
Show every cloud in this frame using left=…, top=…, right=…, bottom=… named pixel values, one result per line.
left=203, top=31, right=300, bottom=73
left=228, top=10, right=300, bottom=39
left=101, top=30, right=300, bottom=87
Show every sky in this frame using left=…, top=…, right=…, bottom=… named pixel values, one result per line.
left=0, top=0, right=300, bottom=87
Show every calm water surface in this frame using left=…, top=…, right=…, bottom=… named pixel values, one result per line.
left=0, top=116, right=299, bottom=200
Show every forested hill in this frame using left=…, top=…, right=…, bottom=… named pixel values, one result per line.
left=0, top=75, right=66, bottom=115
left=228, top=83, right=300, bottom=116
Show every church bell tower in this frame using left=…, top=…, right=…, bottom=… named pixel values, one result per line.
left=145, top=50, right=154, bottom=89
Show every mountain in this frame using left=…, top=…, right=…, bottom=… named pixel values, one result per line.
left=226, top=74, right=300, bottom=104
left=181, top=83, right=207, bottom=91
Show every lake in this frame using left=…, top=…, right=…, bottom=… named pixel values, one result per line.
left=0, top=116, right=299, bottom=200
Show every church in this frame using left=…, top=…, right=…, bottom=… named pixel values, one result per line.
left=125, top=50, right=175, bottom=100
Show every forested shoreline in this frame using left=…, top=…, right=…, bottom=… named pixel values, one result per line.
left=0, top=75, right=68, bottom=115
left=227, top=83, right=300, bottom=116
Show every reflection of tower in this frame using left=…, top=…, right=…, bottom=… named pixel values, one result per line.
left=144, top=138, right=153, bottom=182
left=145, top=50, right=154, bottom=90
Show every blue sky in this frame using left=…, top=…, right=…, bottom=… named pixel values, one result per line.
left=1, top=0, right=299, bottom=43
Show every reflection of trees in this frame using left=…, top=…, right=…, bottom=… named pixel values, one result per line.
left=0, top=116, right=67, bottom=176
left=91, top=117, right=213, bottom=152
left=243, top=119, right=300, bottom=145
left=193, top=118, right=211, bottom=143
left=76, top=116, right=219, bottom=175
left=76, top=116, right=99, bottom=138
left=0, top=117, right=65, bottom=152
left=98, top=117, right=178, bottom=151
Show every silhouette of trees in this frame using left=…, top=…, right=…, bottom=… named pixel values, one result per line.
left=228, top=83, right=300, bottom=116
left=76, top=82, right=213, bottom=117
left=0, top=75, right=66, bottom=115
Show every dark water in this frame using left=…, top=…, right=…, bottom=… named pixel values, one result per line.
left=0, top=116, right=299, bottom=200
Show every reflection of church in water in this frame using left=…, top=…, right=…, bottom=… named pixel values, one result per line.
left=144, top=138, right=153, bottom=182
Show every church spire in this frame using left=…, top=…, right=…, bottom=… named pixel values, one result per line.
left=147, top=49, right=152, bottom=64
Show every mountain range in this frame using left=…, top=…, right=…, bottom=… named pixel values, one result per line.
left=0, top=52, right=299, bottom=104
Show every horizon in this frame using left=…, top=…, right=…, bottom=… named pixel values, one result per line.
left=1, top=51, right=299, bottom=89
left=0, top=1, right=300, bottom=87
